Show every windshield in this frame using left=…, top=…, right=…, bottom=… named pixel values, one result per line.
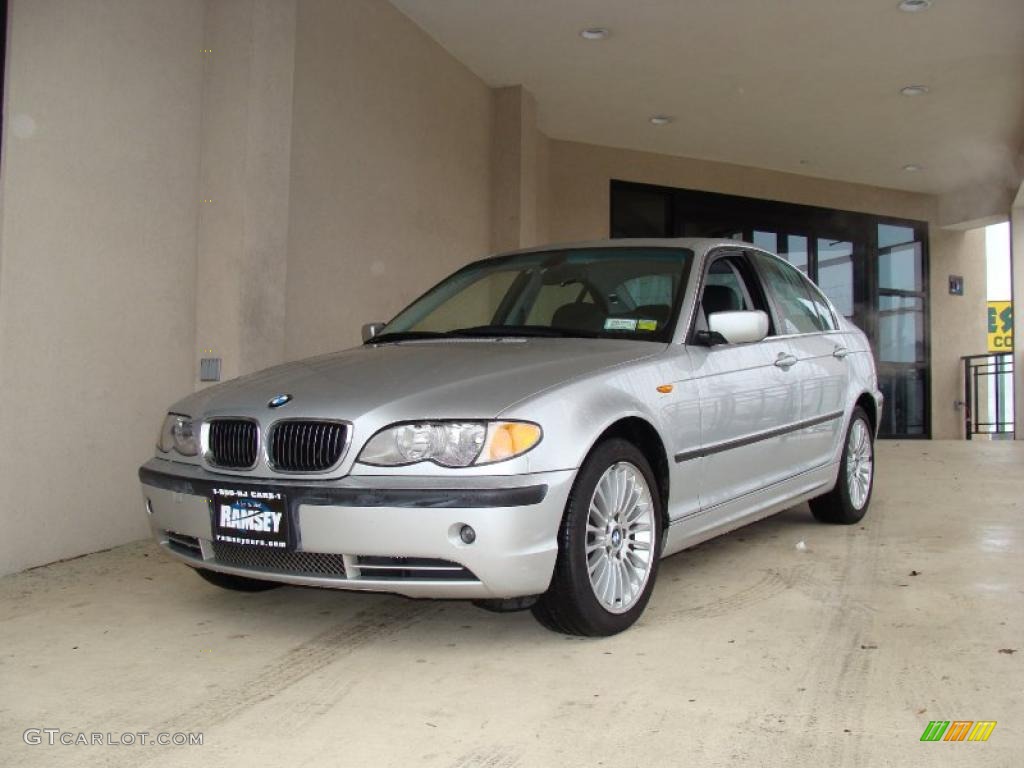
left=374, top=247, right=693, bottom=344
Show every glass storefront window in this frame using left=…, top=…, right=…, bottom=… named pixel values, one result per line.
left=878, top=223, right=915, bottom=249
left=784, top=235, right=809, bottom=273
left=879, top=369, right=927, bottom=436
left=878, top=295, right=924, bottom=363
left=752, top=230, right=777, bottom=252
left=816, top=238, right=854, bottom=318
left=879, top=242, right=922, bottom=292
left=610, top=186, right=668, bottom=237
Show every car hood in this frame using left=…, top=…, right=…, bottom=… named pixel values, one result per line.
left=173, top=338, right=664, bottom=423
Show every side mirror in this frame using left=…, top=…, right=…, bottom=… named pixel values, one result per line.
left=361, top=322, right=386, bottom=342
left=707, top=310, right=769, bottom=345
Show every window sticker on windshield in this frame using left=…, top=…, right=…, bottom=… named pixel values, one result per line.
left=636, top=319, right=658, bottom=332
left=604, top=318, right=638, bottom=331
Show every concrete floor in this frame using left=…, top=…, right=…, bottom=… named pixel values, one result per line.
left=1, top=441, right=1021, bottom=767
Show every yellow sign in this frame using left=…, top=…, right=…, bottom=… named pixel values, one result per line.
left=987, top=301, right=1013, bottom=352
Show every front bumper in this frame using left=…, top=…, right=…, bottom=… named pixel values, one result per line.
left=138, top=459, right=574, bottom=599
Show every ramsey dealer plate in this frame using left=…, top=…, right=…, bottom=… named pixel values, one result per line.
left=210, top=487, right=289, bottom=549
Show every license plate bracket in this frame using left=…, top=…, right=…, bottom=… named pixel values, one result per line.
left=210, top=487, right=290, bottom=550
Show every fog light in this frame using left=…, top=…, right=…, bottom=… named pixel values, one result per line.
left=459, top=525, right=476, bottom=545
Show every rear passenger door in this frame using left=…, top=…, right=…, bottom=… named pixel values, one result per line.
left=752, top=252, right=850, bottom=471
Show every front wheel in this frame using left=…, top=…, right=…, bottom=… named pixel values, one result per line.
left=809, top=406, right=874, bottom=525
left=532, top=439, right=662, bottom=636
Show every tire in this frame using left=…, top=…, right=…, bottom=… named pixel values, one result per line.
left=809, top=406, right=874, bottom=525
left=472, top=596, right=538, bottom=613
left=532, top=438, right=663, bottom=636
left=193, top=567, right=281, bottom=592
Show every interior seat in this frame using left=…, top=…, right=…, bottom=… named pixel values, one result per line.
left=695, top=284, right=741, bottom=332
left=551, top=302, right=606, bottom=332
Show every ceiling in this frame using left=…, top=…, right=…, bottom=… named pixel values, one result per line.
left=391, top=0, right=1024, bottom=196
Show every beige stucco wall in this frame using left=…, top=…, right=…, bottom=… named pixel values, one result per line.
left=0, top=0, right=206, bottom=574
left=194, top=0, right=297, bottom=383
left=929, top=227, right=988, bottom=439
left=283, top=0, right=493, bottom=360
left=1013, top=189, right=1024, bottom=438
left=546, top=139, right=987, bottom=438
left=490, top=86, right=550, bottom=252
left=547, top=139, right=937, bottom=240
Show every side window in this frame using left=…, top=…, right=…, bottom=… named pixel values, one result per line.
left=695, top=255, right=761, bottom=335
left=802, top=276, right=838, bottom=331
left=756, top=255, right=825, bottom=335
left=703, top=260, right=751, bottom=311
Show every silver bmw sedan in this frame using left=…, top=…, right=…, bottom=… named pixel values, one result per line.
left=139, top=238, right=881, bottom=635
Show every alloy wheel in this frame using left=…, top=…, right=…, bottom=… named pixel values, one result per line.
left=846, top=419, right=873, bottom=510
left=585, top=462, right=656, bottom=614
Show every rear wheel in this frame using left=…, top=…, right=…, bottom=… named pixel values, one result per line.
left=810, top=406, right=874, bottom=525
left=194, top=567, right=281, bottom=592
left=532, top=439, right=662, bottom=636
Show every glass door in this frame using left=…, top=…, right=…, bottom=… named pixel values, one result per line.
left=875, top=222, right=928, bottom=437
left=815, top=238, right=855, bottom=319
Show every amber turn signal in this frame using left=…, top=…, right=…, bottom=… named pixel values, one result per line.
left=484, top=422, right=543, bottom=463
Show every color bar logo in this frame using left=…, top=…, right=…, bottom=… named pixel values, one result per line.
left=920, top=721, right=996, bottom=742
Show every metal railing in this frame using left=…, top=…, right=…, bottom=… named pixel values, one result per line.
left=962, top=352, right=1014, bottom=439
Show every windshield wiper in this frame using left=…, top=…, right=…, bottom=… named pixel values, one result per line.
left=365, top=330, right=451, bottom=344
left=446, top=325, right=601, bottom=339
left=369, top=326, right=603, bottom=344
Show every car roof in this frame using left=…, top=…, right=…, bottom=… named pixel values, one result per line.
left=492, top=237, right=751, bottom=259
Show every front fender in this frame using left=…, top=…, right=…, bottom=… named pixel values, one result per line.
left=500, top=362, right=671, bottom=473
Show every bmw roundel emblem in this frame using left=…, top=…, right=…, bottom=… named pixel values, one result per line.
left=268, top=393, right=292, bottom=409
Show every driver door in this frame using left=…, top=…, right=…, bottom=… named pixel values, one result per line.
left=684, top=251, right=802, bottom=511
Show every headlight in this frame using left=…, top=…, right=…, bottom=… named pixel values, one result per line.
left=358, top=421, right=542, bottom=467
left=156, top=414, right=198, bottom=457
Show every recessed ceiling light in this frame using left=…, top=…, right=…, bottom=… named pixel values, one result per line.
left=580, top=28, right=610, bottom=40
left=902, top=164, right=922, bottom=172
left=900, top=85, right=930, bottom=96
left=649, top=115, right=673, bottom=126
left=898, top=0, right=932, bottom=11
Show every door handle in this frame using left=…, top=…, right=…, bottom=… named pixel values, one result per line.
left=774, top=353, right=798, bottom=369
left=833, top=345, right=849, bottom=359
